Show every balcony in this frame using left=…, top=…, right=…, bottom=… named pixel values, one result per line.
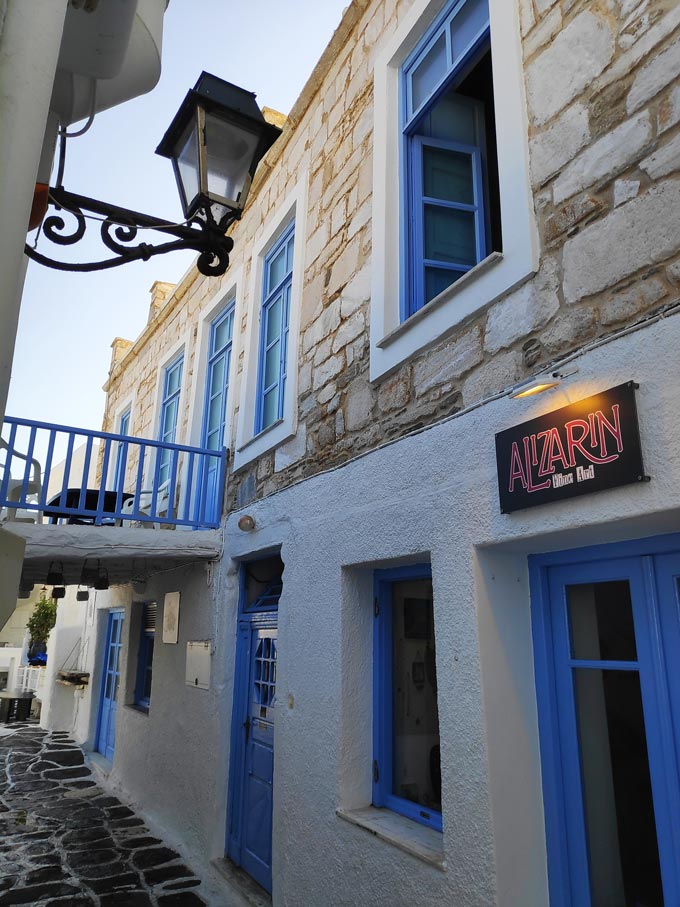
left=1, top=416, right=227, bottom=531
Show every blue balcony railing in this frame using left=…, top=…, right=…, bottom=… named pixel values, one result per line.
left=0, top=417, right=227, bottom=530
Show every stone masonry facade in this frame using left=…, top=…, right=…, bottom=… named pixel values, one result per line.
left=102, top=0, right=680, bottom=514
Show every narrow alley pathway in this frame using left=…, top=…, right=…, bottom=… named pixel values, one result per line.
left=0, top=724, right=220, bottom=906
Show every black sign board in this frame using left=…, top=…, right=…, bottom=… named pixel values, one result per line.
left=495, top=382, right=648, bottom=514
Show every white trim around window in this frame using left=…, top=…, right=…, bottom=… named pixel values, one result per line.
left=233, top=178, right=308, bottom=472
left=370, top=0, right=539, bottom=381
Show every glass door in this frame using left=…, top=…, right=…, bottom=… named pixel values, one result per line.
left=534, top=550, right=680, bottom=906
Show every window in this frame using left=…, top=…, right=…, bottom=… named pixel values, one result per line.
left=134, top=601, right=156, bottom=710
left=373, top=565, right=441, bottom=831
left=402, top=0, right=499, bottom=318
left=197, top=302, right=234, bottom=523
left=241, top=555, right=284, bottom=612
left=113, top=409, right=131, bottom=492
left=202, top=302, right=235, bottom=453
left=158, top=354, right=183, bottom=485
left=255, top=221, right=295, bottom=434
left=370, top=0, right=537, bottom=380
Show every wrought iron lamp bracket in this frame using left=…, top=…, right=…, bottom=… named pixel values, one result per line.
left=24, top=186, right=236, bottom=277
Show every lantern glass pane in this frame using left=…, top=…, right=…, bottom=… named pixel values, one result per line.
left=204, top=111, right=260, bottom=208
left=176, top=119, right=200, bottom=215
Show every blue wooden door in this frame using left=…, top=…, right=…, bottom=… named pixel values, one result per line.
left=228, top=622, right=277, bottom=892
left=97, top=610, right=124, bottom=761
left=534, top=549, right=680, bottom=906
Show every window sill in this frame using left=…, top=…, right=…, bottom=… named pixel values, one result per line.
left=126, top=703, right=149, bottom=716
left=376, top=251, right=504, bottom=351
left=336, top=806, right=445, bottom=870
left=233, top=417, right=295, bottom=472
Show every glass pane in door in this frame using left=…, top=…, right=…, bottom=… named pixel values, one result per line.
left=566, top=580, right=664, bottom=907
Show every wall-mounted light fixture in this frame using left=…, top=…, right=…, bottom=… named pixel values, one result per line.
left=237, top=514, right=256, bottom=532
left=25, top=72, right=281, bottom=277
left=510, top=370, right=578, bottom=400
left=45, top=561, right=64, bottom=586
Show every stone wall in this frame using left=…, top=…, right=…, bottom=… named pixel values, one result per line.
left=102, top=0, right=680, bottom=514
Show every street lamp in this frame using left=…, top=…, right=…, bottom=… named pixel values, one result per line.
left=157, top=73, right=282, bottom=226
left=24, top=72, right=282, bottom=277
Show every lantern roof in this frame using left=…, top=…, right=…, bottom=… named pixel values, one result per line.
left=155, top=72, right=279, bottom=161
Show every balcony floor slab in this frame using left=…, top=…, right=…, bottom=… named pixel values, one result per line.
left=2, top=523, right=222, bottom=586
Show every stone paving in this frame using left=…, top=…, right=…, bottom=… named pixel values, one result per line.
left=0, top=724, right=211, bottom=906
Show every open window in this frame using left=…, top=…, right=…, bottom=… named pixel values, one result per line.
left=402, top=0, right=501, bottom=318
left=373, top=564, right=441, bottom=831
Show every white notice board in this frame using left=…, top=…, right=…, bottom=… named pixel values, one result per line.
left=162, top=592, right=180, bottom=644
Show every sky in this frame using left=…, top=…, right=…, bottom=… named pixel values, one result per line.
left=8, top=0, right=348, bottom=437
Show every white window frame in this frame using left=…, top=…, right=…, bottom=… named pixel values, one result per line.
left=187, top=267, right=243, bottom=453
left=370, top=0, right=538, bottom=381
left=233, top=178, right=308, bottom=471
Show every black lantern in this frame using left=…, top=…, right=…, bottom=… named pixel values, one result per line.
left=25, top=72, right=282, bottom=277
left=156, top=72, right=282, bottom=227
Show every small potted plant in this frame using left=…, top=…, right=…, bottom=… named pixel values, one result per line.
left=26, top=591, right=57, bottom=665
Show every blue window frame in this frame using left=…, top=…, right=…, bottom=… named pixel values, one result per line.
left=157, top=353, right=183, bottom=485
left=401, top=0, right=499, bottom=319
left=530, top=535, right=680, bottom=907
left=255, top=221, right=295, bottom=434
left=201, top=302, right=235, bottom=453
left=134, top=601, right=156, bottom=710
left=373, top=564, right=441, bottom=831
left=113, top=408, right=131, bottom=492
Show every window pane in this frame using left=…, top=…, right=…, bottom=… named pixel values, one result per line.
left=391, top=578, right=441, bottom=814
left=425, top=266, right=464, bottom=303
left=427, top=90, right=481, bottom=144
left=568, top=581, right=638, bottom=662
left=213, top=313, right=233, bottom=351
left=266, top=297, right=283, bottom=345
left=411, top=32, right=447, bottom=113
left=424, top=205, right=476, bottom=265
left=143, top=637, right=154, bottom=701
left=207, top=396, right=223, bottom=434
left=177, top=121, right=199, bottom=210
left=267, top=245, right=287, bottom=292
left=162, top=399, right=178, bottom=439
left=209, top=356, right=225, bottom=396
left=423, top=147, right=474, bottom=204
left=450, top=0, right=490, bottom=67
left=167, top=363, right=182, bottom=395
left=573, top=669, right=662, bottom=906
left=204, top=114, right=259, bottom=205
left=262, top=387, right=279, bottom=428
left=264, top=342, right=281, bottom=389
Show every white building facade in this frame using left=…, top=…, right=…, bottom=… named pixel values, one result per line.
left=21, top=0, right=680, bottom=905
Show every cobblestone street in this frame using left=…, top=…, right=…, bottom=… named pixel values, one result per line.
left=0, top=724, right=221, bottom=906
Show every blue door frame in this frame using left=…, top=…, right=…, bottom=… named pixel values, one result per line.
left=227, top=608, right=278, bottom=893
left=530, top=533, right=680, bottom=906
left=96, top=609, right=125, bottom=762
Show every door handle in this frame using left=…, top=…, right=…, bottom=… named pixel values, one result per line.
left=243, top=716, right=251, bottom=744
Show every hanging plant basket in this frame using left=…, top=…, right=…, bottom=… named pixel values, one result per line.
left=56, top=670, right=90, bottom=687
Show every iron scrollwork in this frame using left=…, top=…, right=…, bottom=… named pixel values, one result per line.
left=25, top=187, right=236, bottom=277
